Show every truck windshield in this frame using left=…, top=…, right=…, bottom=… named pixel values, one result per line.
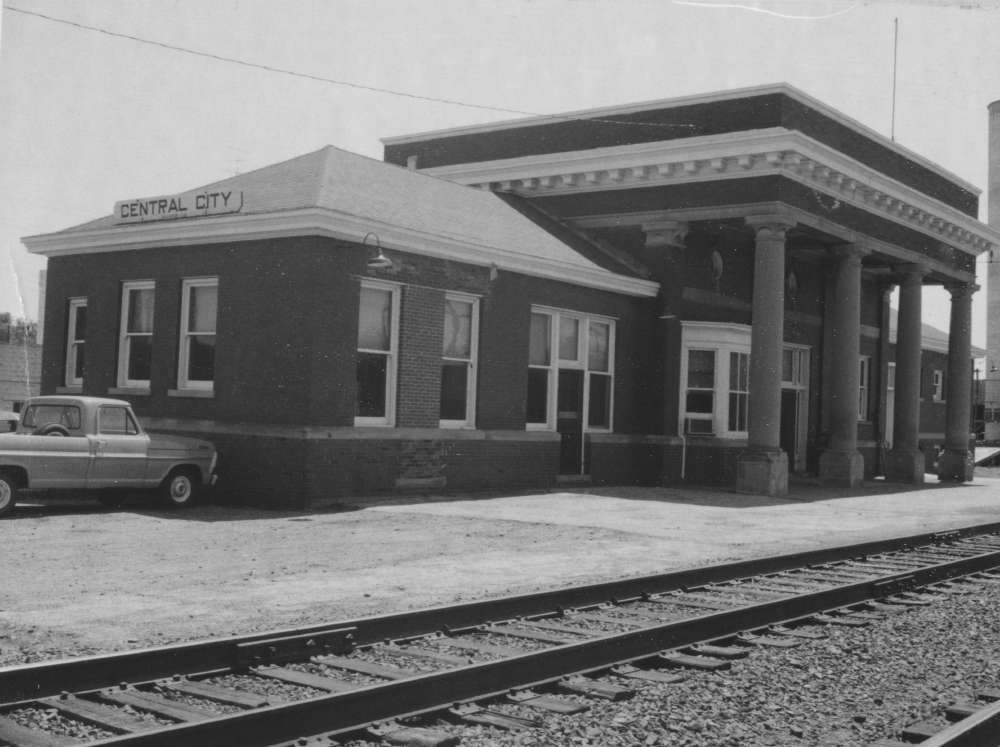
left=21, top=405, right=82, bottom=430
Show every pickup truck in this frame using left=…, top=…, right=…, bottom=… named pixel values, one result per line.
left=0, top=395, right=217, bottom=517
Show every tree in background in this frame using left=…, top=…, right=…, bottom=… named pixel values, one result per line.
left=0, top=313, right=38, bottom=345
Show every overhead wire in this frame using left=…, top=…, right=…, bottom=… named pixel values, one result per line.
left=5, top=4, right=696, bottom=132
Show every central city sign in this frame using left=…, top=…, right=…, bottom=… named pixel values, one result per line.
left=115, top=190, right=244, bottom=223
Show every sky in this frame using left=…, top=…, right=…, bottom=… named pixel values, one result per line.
left=1, top=0, right=999, bottom=346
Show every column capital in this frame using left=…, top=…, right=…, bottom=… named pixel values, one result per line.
left=829, top=244, right=872, bottom=265
left=893, top=262, right=928, bottom=284
left=642, top=220, right=689, bottom=250
left=745, top=213, right=796, bottom=240
left=943, top=281, right=979, bottom=300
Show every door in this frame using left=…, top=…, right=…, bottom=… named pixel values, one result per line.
left=87, top=405, right=149, bottom=488
left=884, top=362, right=896, bottom=448
left=557, top=369, right=584, bottom=474
left=780, top=389, right=798, bottom=472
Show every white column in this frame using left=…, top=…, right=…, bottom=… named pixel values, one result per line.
left=737, top=213, right=795, bottom=497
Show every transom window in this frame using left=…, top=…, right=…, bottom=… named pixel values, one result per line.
left=440, top=294, right=479, bottom=428
left=178, top=278, right=218, bottom=391
left=117, top=281, right=155, bottom=389
left=526, top=307, right=615, bottom=431
left=65, top=298, right=87, bottom=388
left=355, top=280, right=400, bottom=426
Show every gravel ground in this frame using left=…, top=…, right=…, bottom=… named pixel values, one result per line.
left=330, top=578, right=1000, bottom=747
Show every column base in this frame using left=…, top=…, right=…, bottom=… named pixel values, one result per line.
left=818, top=448, right=864, bottom=487
left=737, top=449, right=788, bottom=497
left=937, top=448, right=974, bottom=483
left=885, top=448, right=925, bottom=484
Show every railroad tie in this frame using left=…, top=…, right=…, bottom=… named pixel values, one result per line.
left=162, top=679, right=270, bottom=708
left=507, top=689, right=589, bottom=714
left=252, top=664, right=359, bottom=691
left=480, top=623, right=576, bottom=645
left=380, top=645, right=473, bottom=667
left=900, top=719, right=946, bottom=741
left=611, top=664, right=687, bottom=684
left=448, top=704, right=541, bottom=730
left=658, top=652, right=731, bottom=671
left=435, top=635, right=531, bottom=657
left=311, top=654, right=418, bottom=680
left=37, top=693, right=149, bottom=734
left=366, top=722, right=460, bottom=747
left=98, top=687, right=215, bottom=722
left=737, top=633, right=802, bottom=648
left=557, top=676, right=634, bottom=701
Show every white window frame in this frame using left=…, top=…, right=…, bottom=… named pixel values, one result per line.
left=525, top=306, right=616, bottom=433
left=355, top=279, right=401, bottom=427
left=117, top=280, right=155, bottom=390
left=439, top=292, right=480, bottom=429
left=679, top=322, right=751, bottom=438
left=932, top=369, right=944, bottom=402
left=65, top=298, right=87, bottom=388
left=858, top=355, right=871, bottom=421
left=177, top=277, right=218, bottom=392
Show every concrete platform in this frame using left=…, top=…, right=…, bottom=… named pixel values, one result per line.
left=2, top=472, right=1000, bottom=659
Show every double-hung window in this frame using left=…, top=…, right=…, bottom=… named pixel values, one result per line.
left=65, top=298, right=87, bottom=388
left=679, top=322, right=752, bottom=438
left=525, top=307, right=615, bottom=431
left=440, top=293, right=479, bottom=427
left=117, top=281, right=155, bottom=389
left=178, top=278, right=218, bottom=391
left=355, top=280, right=400, bottom=426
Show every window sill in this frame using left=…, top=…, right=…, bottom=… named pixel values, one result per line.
left=439, top=421, right=475, bottom=430
left=108, top=387, right=151, bottom=396
left=55, top=386, right=83, bottom=394
left=168, top=389, right=215, bottom=399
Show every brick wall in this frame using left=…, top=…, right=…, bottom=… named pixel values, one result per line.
left=397, top=286, right=445, bottom=427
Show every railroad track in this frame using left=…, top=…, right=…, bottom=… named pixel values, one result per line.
left=4, top=523, right=1000, bottom=747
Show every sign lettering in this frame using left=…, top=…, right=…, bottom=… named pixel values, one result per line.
left=115, top=191, right=244, bottom=223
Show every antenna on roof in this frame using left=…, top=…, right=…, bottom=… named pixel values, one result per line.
left=890, top=17, right=899, bottom=142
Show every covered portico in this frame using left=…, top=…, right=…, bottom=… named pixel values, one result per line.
left=387, top=83, right=999, bottom=495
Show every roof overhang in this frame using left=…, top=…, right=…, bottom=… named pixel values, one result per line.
left=414, top=128, right=1000, bottom=261
left=382, top=83, right=981, bottom=197
left=22, top=207, right=660, bottom=299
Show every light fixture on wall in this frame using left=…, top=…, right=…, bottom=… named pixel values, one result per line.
left=363, top=232, right=394, bottom=271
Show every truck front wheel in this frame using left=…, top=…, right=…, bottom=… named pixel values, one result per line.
left=159, top=468, right=200, bottom=509
left=0, top=474, right=18, bottom=518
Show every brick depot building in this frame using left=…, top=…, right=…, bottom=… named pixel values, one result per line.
left=24, top=84, right=1000, bottom=507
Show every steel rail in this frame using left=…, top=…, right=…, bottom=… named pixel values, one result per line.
left=65, top=547, right=1000, bottom=746
left=907, top=700, right=1000, bottom=747
left=3, top=522, right=998, bottom=704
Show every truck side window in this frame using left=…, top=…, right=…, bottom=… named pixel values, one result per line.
left=99, top=407, right=139, bottom=435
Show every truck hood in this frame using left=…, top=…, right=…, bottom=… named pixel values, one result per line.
left=148, top=433, right=216, bottom=455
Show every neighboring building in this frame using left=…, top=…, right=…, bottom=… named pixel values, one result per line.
left=0, top=342, right=41, bottom=415
left=22, top=84, right=1000, bottom=507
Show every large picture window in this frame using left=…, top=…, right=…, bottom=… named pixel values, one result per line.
left=440, top=294, right=479, bottom=427
left=178, top=278, right=218, bottom=391
left=355, top=280, right=400, bottom=426
left=526, top=307, right=615, bottom=431
left=65, top=298, right=87, bottom=388
left=117, top=281, right=155, bottom=389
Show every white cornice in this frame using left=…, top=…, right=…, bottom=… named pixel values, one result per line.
left=22, top=208, right=660, bottom=298
left=382, top=83, right=979, bottom=196
left=415, top=128, right=999, bottom=260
